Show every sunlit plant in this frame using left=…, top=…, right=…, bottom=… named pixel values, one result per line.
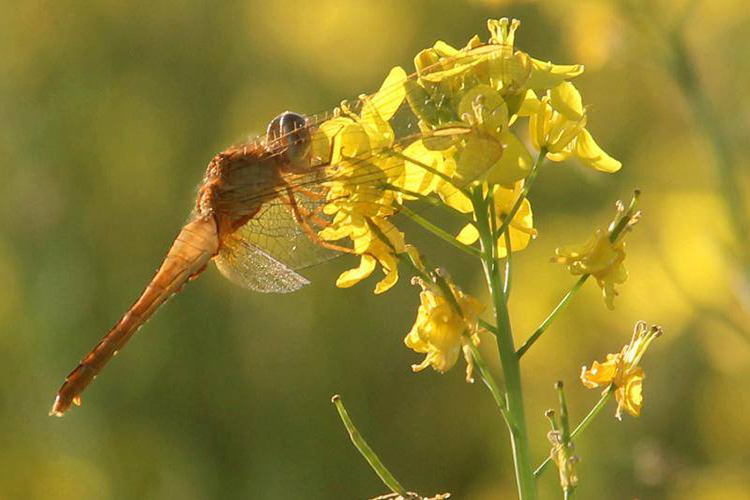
left=324, top=19, right=661, bottom=500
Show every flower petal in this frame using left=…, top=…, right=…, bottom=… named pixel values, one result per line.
left=485, top=130, right=532, bottom=186
left=336, top=255, right=377, bottom=288
left=525, top=57, right=584, bottom=92
left=573, top=129, right=622, bottom=172
left=550, top=81, right=584, bottom=120
left=456, top=223, right=479, bottom=245
left=580, top=359, right=618, bottom=388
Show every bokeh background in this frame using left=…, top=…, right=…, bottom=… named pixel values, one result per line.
left=2, top=0, right=749, bottom=498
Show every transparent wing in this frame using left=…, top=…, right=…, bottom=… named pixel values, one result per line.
left=215, top=234, right=311, bottom=294
left=216, top=39, right=525, bottom=291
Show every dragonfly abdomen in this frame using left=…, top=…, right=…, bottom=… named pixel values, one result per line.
left=50, top=216, right=219, bottom=416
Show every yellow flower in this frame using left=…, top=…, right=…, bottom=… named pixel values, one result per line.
left=526, top=81, right=621, bottom=172
left=329, top=217, right=404, bottom=294
left=486, top=18, right=584, bottom=93
left=405, top=274, right=484, bottom=382
left=581, top=321, right=663, bottom=419
left=456, top=182, right=537, bottom=258
left=315, top=67, right=407, bottom=293
left=454, top=85, right=533, bottom=187
left=553, top=196, right=640, bottom=309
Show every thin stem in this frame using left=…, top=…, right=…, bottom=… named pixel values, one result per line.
left=467, top=342, right=508, bottom=417
left=380, top=183, right=442, bottom=208
left=503, top=229, right=512, bottom=296
left=395, top=251, right=431, bottom=282
left=556, top=382, right=572, bottom=443
left=400, top=205, right=483, bottom=259
left=331, top=395, right=409, bottom=497
left=387, top=150, right=472, bottom=200
left=517, top=275, right=589, bottom=358
left=472, top=186, right=537, bottom=500
left=479, top=318, right=498, bottom=336
left=518, top=190, right=639, bottom=358
left=534, top=387, right=615, bottom=478
left=495, top=149, right=545, bottom=239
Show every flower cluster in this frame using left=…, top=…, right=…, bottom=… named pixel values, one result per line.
left=313, top=67, right=408, bottom=293
left=315, top=18, right=620, bottom=299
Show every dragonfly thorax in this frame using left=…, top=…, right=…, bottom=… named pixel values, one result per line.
left=196, top=143, right=284, bottom=233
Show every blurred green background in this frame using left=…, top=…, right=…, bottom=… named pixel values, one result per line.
left=2, top=0, right=749, bottom=498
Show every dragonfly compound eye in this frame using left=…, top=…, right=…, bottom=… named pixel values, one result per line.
left=266, top=111, right=312, bottom=173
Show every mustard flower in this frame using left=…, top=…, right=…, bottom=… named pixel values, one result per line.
left=456, top=182, right=537, bottom=258
left=487, top=18, right=585, bottom=93
left=404, top=274, right=484, bottom=382
left=553, top=197, right=640, bottom=309
left=581, top=321, right=663, bottom=419
left=314, top=67, right=407, bottom=293
left=526, top=81, right=621, bottom=172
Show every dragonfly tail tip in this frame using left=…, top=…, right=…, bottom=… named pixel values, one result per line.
left=49, top=395, right=68, bottom=417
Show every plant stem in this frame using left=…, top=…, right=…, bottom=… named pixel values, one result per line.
left=534, top=387, right=615, bottom=478
left=503, top=229, right=512, bottom=296
left=331, top=395, right=409, bottom=497
left=517, top=275, right=589, bottom=358
left=400, top=205, right=483, bottom=259
left=472, top=186, right=537, bottom=500
left=479, top=318, right=499, bottom=336
left=468, top=342, right=508, bottom=417
left=495, top=152, right=543, bottom=240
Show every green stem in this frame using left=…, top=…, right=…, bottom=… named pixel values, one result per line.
left=468, top=342, right=509, bottom=417
left=400, top=205, right=483, bottom=259
left=479, top=318, right=499, bottom=336
left=472, top=186, right=537, bottom=500
left=331, top=395, right=409, bottom=497
left=380, top=183, right=442, bottom=208
left=495, top=150, right=544, bottom=240
left=534, top=387, right=615, bottom=478
left=516, top=275, right=589, bottom=358
left=504, top=233, right=513, bottom=297
left=387, top=150, right=472, bottom=199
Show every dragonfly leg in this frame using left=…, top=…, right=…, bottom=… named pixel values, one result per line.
left=284, top=187, right=356, bottom=255
left=290, top=185, right=326, bottom=201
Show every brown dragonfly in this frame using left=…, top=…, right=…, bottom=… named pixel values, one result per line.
left=50, top=38, right=521, bottom=416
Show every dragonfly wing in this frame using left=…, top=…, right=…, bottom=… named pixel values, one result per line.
left=215, top=234, right=310, bottom=293
left=216, top=40, right=525, bottom=290
left=215, top=190, right=338, bottom=293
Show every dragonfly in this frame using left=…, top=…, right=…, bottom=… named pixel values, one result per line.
left=50, top=36, right=524, bottom=416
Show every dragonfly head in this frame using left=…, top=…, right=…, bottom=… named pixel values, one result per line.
left=266, top=111, right=313, bottom=173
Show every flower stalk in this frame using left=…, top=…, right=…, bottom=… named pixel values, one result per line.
left=471, top=184, right=537, bottom=499
left=535, top=386, right=615, bottom=478
left=332, top=395, right=410, bottom=497
left=467, top=342, right=508, bottom=418
left=400, top=205, right=484, bottom=259
left=517, top=275, right=588, bottom=358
